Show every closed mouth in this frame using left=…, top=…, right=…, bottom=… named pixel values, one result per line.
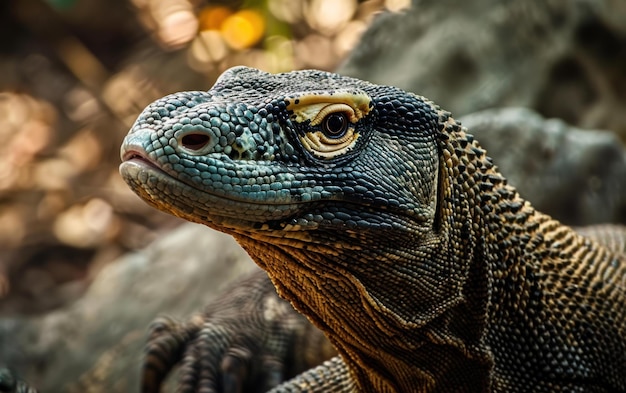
left=121, top=149, right=161, bottom=170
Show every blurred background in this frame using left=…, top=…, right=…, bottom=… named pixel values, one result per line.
left=0, top=0, right=410, bottom=314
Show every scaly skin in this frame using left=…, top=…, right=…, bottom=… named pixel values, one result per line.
left=141, top=269, right=335, bottom=393
left=120, top=66, right=626, bottom=392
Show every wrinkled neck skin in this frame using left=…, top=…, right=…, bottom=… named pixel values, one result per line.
left=231, top=118, right=521, bottom=392
left=235, top=225, right=493, bottom=392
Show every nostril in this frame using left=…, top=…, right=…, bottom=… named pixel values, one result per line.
left=181, top=133, right=211, bottom=151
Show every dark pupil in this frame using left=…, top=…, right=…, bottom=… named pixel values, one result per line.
left=323, top=113, right=347, bottom=137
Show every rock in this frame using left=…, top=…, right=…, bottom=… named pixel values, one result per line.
left=460, top=108, right=626, bottom=225
left=0, top=224, right=257, bottom=392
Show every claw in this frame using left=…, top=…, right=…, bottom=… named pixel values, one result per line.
left=220, top=347, right=254, bottom=393
left=259, top=356, right=285, bottom=390
left=142, top=317, right=197, bottom=393
left=176, top=324, right=227, bottom=393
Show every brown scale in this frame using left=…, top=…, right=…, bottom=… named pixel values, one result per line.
left=436, top=110, right=626, bottom=392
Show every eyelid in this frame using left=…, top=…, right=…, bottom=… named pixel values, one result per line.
left=284, top=91, right=372, bottom=126
left=310, top=103, right=357, bottom=126
left=299, top=127, right=358, bottom=159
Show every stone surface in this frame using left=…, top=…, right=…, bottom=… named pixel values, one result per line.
left=461, top=108, right=626, bottom=226
left=0, top=224, right=257, bottom=392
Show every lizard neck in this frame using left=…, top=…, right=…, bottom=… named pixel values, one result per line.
left=229, top=115, right=513, bottom=392
left=438, top=113, right=626, bottom=388
left=435, top=112, right=536, bottom=328
left=235, top=218, right=495, bottom=392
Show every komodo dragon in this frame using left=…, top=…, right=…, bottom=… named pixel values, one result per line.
left=120, top=66, right=626, bottom=392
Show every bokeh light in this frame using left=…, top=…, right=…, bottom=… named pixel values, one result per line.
left=384, top=0, right=411, bottom=12
left=143, top=0, right=404, bottom=73
left=198, top=5, right=232, bottom=31
left=305, top=0, right=357, bottom=35
left=221, top=9, right=266, bottom=50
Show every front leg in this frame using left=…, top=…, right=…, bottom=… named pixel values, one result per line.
left=141, top=269, right=336, bottom=392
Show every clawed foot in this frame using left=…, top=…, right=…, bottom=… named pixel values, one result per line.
left=141, top=271, right=335, bottom=393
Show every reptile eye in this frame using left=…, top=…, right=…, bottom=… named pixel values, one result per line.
left=322, top=112, right=349, bottom=139
left=295, top=101, right=363, bottom=159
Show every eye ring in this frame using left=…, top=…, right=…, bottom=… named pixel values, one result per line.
left=321, top=112, right=349, bottom=139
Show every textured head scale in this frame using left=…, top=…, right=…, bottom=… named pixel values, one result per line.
left=121, top=66, right=445, bottom=235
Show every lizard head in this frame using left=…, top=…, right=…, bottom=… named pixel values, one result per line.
left=120, top=66, right=491, bottom=333
left=121, top=66, right=442, bottom=237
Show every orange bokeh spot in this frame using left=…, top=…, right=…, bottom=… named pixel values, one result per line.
left=198, top=5, right=232, bottom=31
left=220, top=9, right=265, bottom=50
